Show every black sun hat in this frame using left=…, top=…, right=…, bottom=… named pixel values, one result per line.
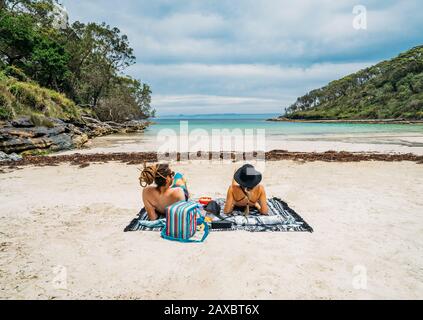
left=234, top=164, right=262, bottom=189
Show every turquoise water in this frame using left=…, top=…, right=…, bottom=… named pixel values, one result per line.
left=144, top=114, right=423, bottom=136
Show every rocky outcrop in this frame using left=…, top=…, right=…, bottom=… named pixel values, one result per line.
left=80, top=116, right=151, bottom=137
left=0, top=116, right=149, bottom=156
left=0, top=151, right=22, bottom=162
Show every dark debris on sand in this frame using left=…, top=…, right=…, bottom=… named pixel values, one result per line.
left=0, top=150, right=422, bottom=172
left=266, top=150, right=423, bottom=163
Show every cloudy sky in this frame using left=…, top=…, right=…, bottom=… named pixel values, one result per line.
left=61, top=0, right=423, bottom=115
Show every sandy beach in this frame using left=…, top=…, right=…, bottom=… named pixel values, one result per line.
left=1, top=160, right=422, bottom=299
left=57, top=131, right=423, bottom=156
left=2, top=0, right=423, bottom=305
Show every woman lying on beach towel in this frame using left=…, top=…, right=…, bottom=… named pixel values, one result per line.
left=139, top=163, right=189, bottom=220
left=224, top=164, right=268, bottom=215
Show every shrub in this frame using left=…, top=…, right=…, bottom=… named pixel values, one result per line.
left=30, top=114, right=54, bottom=128
left=0, top=73, right=83, bottom=122
left=3, top=66, right=30, bottom=82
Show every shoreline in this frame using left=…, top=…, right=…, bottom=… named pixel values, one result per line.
left=267, top=118, right=423, bottom=125
left=1, top=150, right=422, bottom=171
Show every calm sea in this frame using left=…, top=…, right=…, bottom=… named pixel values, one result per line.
left=62, top=113, right=423, bottom=154
left=144, top=113, right=423, bottom=136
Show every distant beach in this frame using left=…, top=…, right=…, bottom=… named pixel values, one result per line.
left=267, top=117, right=423, bottom=124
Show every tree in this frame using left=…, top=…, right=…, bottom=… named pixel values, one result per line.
left=0, top=12, right=36, bottom=65
left=1, top=0, right=155, bottom=122
left=0, top=7, right=69, bottom=89
left=95, top=77, right=154, bottom=122
left=0, top=0, right=57, bottom=26
left=65, top=22, right=136, bottom=107
left=26, top=36, right=70, bottom=89
left=285, top=45, right=423, bottom=120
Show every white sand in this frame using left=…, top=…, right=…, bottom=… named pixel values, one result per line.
left=57, top=131, right=423, bottom=155
left=0, top=160, right=422, bottom=299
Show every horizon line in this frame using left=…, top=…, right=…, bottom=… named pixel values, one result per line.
left=156, top=112, right=281, bottom=117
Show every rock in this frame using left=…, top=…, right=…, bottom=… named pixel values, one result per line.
left=2, top=125, right=62, bottom=138
left=0, top=115, right=151, bottom=154
left=45, top=125, right=66, bottom=137
left=0, top=151, right=23, bottom=162
left=8, top=153, right=23, bottom=161
left=0, top=123, right=76, bottom=153
left=11, top=117, right=34, bottom=128
left=6, top=129, right=39, bottom=138
left=0, top=151, right=9, bottom=162
left=71, top=133, right=89, bottom=148
left=104, top=121, right=123, bottom=127
left=49, top=118, right=66, bottom=126
left=0, top=137, right=52, bottom=153
left=120, top=120, right=148, bottom=133
left=65, top=123, right=83, bottom=135
left=48, top=133, right=73, bottom=151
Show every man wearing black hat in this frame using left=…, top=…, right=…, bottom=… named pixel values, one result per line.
left=223, top=164, right=268, bottom=215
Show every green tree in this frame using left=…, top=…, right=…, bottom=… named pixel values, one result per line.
left=95, top=77, right=154, bottom=122
left=1, top=0, right=154, bottom=122
left=65, top=22, right=135, bottom=107
left=285, top=45, right=423, bottom=120
left=0, top=12, right=36, bottom=65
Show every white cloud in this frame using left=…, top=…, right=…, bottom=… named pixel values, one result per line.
left=61, top=0, right=423, bottom=114
left=139, top=61, right=374, bottom=114
left=152, top=94, right=283, bottom=115
left=132, top=62, right=372, bottom=81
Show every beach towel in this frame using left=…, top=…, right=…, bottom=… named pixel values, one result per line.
left=171, top=172, right=189, bottom=201
left=124, top=197, right=313, bottom=233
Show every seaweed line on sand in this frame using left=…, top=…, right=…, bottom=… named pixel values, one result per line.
left=0, top=150, right=422, bottom=172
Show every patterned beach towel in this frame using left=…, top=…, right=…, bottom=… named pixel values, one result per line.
left=124, top=197, right=313, bottom=233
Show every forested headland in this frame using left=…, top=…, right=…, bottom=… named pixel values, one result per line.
left=0, top=0, right=155, bottom=157
left=278, top=46, right=423, bottom=121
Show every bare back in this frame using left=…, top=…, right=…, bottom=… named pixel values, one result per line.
left=224, top=180, right=268, bottom=215
left=142, top=186, right=185, bottom=220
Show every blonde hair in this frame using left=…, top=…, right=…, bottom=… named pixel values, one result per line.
left=139, top=162, right=171, bottom=187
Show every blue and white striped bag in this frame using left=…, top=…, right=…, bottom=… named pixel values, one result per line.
left=161, top=200, right=209, bottom=243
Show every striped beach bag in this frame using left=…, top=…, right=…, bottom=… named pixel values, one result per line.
left=161, top=200, right=209, bottom=243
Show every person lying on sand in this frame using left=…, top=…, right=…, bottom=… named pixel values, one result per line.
left=224, top=164, right=268, bottom=215
left=139, top=163, right=189, bottom=220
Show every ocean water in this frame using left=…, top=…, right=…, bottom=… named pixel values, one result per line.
left=145, top=113, right=423, bottom=137
left=61, top=113, right=423, bottom=155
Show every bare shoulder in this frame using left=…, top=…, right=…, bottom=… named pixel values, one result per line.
left=256, top=184, right=266, bottom=193
left=170, top=187, right=185, bottom=200
left=142, top=185, right=157, bottom=196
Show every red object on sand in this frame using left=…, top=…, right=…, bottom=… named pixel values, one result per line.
left=199, top=197, right=212, bottom=205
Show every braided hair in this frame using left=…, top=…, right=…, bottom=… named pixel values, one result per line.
left=139, top=162, right=173, bottom=187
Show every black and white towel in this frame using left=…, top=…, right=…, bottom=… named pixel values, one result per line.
left=124, top=197, right=313, bottom=233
